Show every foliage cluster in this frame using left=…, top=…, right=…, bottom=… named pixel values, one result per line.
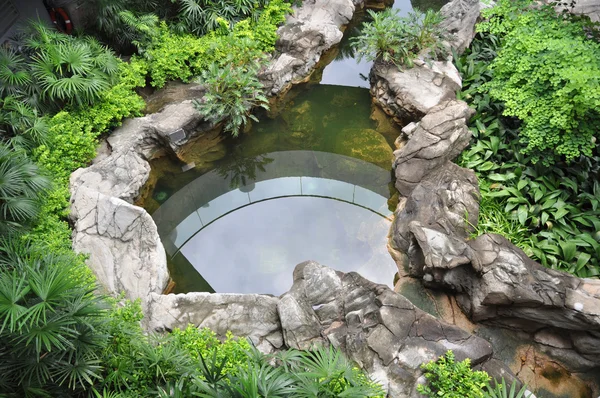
left=85, top=0, right=280, bottom=51
left=0, top=239, right=108, bottom=396
left=97, top=301, right=383, bottom=397
left=351, top=8, right=448, bottom=67
left=131, top=0, right=290, bottom=88
left=418, top=351, right=532, bottom=398
left=455, top=5, right=600, bottom=277
left=477, top=0, right=600, bottom=164
left=418, top=351, right=489, bottom=398
left=193, top=61, right=269, bottom=136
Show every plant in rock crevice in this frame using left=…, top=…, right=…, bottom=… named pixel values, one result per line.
left=192, top=60, right=269, bottom=137
left=351, top=8, right=448, bottom=67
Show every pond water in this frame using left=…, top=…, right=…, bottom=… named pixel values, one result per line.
left=143, top=84, right=402, bottom=294
left=141, top=0, right=447, bottom=295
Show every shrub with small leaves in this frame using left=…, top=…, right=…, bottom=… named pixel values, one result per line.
left=417, top=350, right=490, bottom=398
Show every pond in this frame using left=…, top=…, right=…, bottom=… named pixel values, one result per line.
left=140, top=0, right=447, bottom=295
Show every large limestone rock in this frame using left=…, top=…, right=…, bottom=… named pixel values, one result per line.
left=440, top=0, right=493, bottom=54
left=370, top=59, right=462, bottom=122
left=564, top=0, right=600, bottom=21
left=147, top=292, right=283, bottom=353
left=392, top=100, right=475, bottom=196
left=261, top=0, right=356, bottom=95
left=278, top=261, right=496, bottom=396
left=70, top=186, right=169, bottom=309
left=148, top=262, right=508, bottom=397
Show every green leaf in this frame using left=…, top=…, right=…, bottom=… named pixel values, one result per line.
left=559, top=241, right=577, bottom=262
left=517, top=205, right=528, bottom=225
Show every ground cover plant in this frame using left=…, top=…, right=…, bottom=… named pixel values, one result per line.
left=454, top=0, right=600, bottom=277
left=351, top=8, right=448, bottom=67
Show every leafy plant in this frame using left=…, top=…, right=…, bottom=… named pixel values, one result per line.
left=193, top=61, right=269, bottom=137
left=485, top=378, right=533, bottom=398
left=0, top=239, right=108, bottom=395
left=455, top=25, right=600, bottom=278
left=351, top=8, right=448, bottom=67
left=0, top=144, right=51, bottom=235
left=478, top=0, right=600, bottom=164
left=417, top=350, right=490, bottom=398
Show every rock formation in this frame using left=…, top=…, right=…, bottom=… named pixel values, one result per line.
left=147, top=261, right=511, bottom=396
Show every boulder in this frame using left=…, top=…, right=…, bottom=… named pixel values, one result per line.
left=70, top=186, right=169, bottom=311
left=278, top=261, right=495, bottom=396
left=391, top=162, right=480, bottom=261
left=370, top=59, right=462, bottom=122
left=146, top=292, right=282, bottom=353
left=565, top=0, right=600, bottom=21
left=392, top=100, right=475, bottom=196
left=261, top=0, right=355, bottom=95
left=440, top=0, right=493, bottom=54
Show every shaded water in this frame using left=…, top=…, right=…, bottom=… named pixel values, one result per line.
left=143, top=84, right=403, bottom=294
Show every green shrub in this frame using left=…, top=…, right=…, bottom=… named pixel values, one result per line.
left=137, top=0, right=290, bottom=88
left=456, top=28, right=600, bottom=278
left=351, top=8, right=448, bottom=67
left=417, top=351, right=490, bottom=398
left=478, top=0, right=600, bottom=164
left=193, top=61, right=269, bottom=136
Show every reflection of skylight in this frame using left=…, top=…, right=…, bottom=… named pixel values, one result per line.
left=163, top=176, right=392, bottom=256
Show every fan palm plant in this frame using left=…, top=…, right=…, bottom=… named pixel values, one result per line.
left=0, top=144, right=51, bottom=235
left=0, top=96, right=49, bottom=151
left=19, top=22, right=121, bottom=109
left=0, top=238, right=108, bottom=396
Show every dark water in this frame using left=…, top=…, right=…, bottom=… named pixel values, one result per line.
left=144, top=83, right=402, bottom=294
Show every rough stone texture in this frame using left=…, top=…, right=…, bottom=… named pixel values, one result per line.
left=146, top=292, right=282, bottom=352
left=392, top=100, right=475, bottom=196
left=564, top=0, right=600, bottom=21
left=391, top=162, right=479, bottom=260
left=370, top=60, right=462, bottom=122
left=261, top=0, right=355, bottom=95
left=440, top=0, right=493, bottom=54
left=148, top=262, right=502, bottom=397
left=70, top=186, right=169, bottom=310
left=280, top=262, right=496, bottom=396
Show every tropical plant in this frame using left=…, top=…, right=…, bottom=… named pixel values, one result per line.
left=485, top=378, right=533, bottom=398
left=455, top=24, right=600, bottom=278
left=351, top=8, right=448, bottom=67
left=0, top=96, right=49, bottom=151
left=477, top=0, right=600, bottom=164
left=417, top=350, right=490, bottom=398
left=25, top=23, right=121, bottom=109
left=0, top=144, right=51, bottom=235
left=193, top=60, right=269, bottom=137
left=0, top=238, right=107, bottom=396
left=170, top=0, right=269, bottom=36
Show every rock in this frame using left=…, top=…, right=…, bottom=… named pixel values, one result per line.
left=392, top=100, right=475, bottom=196
left=370, top=60, right=462, bottom=121
left=564, top=0, right=600, bottom=21
left=391, top=162, right=480, bottom=262
left=70, top=186, right=169, bottom=311
left=146, top=292, right=282, bottom=351
left=440, top=0, right=493, bottom=54
left=279, top=261, right=495, bottom=396
left=260, top=0, right=355, bottom=95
